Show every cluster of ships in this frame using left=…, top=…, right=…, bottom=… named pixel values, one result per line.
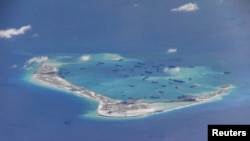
left=55, top=58, right=231, bottom=101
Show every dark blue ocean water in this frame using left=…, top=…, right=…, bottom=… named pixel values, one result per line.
left=1, top=0, right=250, bottom=141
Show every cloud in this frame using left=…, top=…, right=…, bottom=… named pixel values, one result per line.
left=24, top=56, right=48, bottom=69
left=113, top=56, right=123, bottom=61
left=79, top=53, right=125, bottom=62
left=0, top=25, right=32, bottom=39
left=167, top=48, right=177, bottom=53
left=163, top=67, right=181, bottom=74
left=133, top=3, right=139, bottom=7
left=11, top=64, right=18, bottom=68
left=80, top=55, right=91, bottom=62
left=32, top=33, right=39, bottom=38
left=171, top=3, right=199, bottom=12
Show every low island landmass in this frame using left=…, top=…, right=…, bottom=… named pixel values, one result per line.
left=34, top=64, right=232, bottom=118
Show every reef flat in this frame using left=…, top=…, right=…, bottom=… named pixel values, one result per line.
left=34, top=64, right=232, bottom=118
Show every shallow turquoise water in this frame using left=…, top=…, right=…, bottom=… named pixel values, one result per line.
left=51, top=53, right=231, bottom=101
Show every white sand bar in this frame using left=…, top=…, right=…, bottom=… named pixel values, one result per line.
left=34, top=64, right=232, bottom=118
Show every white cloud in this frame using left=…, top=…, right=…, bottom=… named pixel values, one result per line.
left=167, top=48, right=177, bottom=53
left=32, top=33, right=39, bottom=38
left=113, top=56, right=123, bottom=61
left=96, top=53, right=123, bottom=61
left=12, top=64, right=18, bottom=68
left=133, top=3, right=139, bottom=7
left=163, top=67, right=181, bottom=74
left=24, top=56, right=48, bottom=69
left=80, top=55, right=91, bottom=62
left=171, top=3, right=199, bottom=12
left=0, top=25, right=32, bottom=39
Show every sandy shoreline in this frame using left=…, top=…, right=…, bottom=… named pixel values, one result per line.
left=32, top=64, right=232, bottom=118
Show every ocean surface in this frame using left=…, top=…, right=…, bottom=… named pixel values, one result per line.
left=1, top=0, right=250, bottom=141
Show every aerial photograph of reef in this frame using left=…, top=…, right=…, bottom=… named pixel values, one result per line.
left=0, top=0, right=250, bottom=141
